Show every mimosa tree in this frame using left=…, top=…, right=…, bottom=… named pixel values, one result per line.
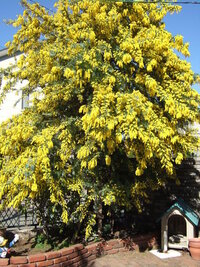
left=0, top=0, right=199, bottom=239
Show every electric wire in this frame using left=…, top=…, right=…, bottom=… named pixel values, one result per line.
left=108, top=0, right=200, bottom=4
left=28, top=0, right=200, bottom=7
left=28, top=0, right=55, bottom=13
left=130, top=1, right=200, bottom=4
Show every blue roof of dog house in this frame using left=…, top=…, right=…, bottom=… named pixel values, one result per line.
left=161, top=199, right=199, bottom=227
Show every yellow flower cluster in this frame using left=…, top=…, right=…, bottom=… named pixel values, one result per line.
left=0, top=0, right=199, bottom=240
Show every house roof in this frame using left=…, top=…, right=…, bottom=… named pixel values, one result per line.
left=0, top=48, right=8, bottom=59
left=162, top=198, right=199, bottom=227
left=0, top=48, right=21, bottom=61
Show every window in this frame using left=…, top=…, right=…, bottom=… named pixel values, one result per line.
left=22, top=93, right=29, bottom=109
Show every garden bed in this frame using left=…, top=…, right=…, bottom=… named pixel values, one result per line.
left=0, top=231, right=158, bottom=266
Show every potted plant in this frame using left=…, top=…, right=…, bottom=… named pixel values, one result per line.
left=189, top=238, right=200, bottom=260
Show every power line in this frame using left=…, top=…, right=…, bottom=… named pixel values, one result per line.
left=25, top=0, right=200, bottom=10
left=28, top=0, right=55, bottom=14
left=131, top=1, right=200, bottom=3
left=177, top=1, right=200, bottom=3
left=101, top=0, right=200, bottom=3
left=27, top=0, right=200, bottom=8
left=110, top=0, right=200, bottom=4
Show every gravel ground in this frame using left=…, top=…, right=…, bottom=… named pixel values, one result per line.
left=88, top=250, right=200, bottom=267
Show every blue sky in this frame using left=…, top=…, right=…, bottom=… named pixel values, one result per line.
left=0, top=0, right=56, bottom=49
left=164, top=3, right=200, bottom=92
left=0, top=0, right=200, bottom=92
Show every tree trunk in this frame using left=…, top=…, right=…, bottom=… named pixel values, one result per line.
left=110, top=214, right=114, bottom=236
left=71, top=222, right=81, bottom=243
left=97, top=202, right=103, bottom=237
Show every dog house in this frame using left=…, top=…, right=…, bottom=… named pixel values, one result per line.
left=160, top=199, right=199, bottom=252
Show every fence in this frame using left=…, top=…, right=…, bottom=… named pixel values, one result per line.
left=0, top=205, right=38, bottom=229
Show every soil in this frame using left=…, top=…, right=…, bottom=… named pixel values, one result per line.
left=5, top=228, right=52, bottom=256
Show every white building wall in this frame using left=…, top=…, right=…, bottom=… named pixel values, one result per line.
left=0, top=53, right=24, bottom=123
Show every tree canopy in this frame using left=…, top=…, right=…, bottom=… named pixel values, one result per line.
left=0, top=0, right=200, bottom=239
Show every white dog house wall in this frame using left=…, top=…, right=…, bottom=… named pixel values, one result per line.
left=160, top=199, right=199, bottom=252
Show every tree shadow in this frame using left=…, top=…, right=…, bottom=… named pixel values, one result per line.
left=144, top=158, right=200, bottom=232
left=117, top=157, right=200, bottom=246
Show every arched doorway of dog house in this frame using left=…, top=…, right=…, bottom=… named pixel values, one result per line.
left=168, top=214, right=187, bottom=248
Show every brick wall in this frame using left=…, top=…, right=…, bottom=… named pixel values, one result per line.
left=0, top=233, right=157, bottom=267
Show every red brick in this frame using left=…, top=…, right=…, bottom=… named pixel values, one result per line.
left=61, top=259, right=73, bottom=267
left=68, top=252, right=79, bottom=260
left=113, top=241, right=124, bottom=249
left=81, top=251, right=92, bottom=259
left=69, top=244, right=84, bottom=252
left=10, top=256, right=28, bottom=264
left=113, top=243, right=124, bottom=249
left=86, top=244, right=97, bottom=254
left=103, top=245, right=112, bottom=251
left=54, top=256, right=68, bottom=264
left=86, top=244, right=96, bottom=250
left=118, top=247, right=129, bottom=252
left=82, top=254, right=96, bottom=264
left=72, top=262, right=83, bottom=267
left=68, top=263, right=80, bottom=267
left=37, top=260, right=54, bottom=267
left=90, top=250, right=97, bottom=255
left=78, top=248, right=87, bottom=255
left=51, top=264, right=61, bottom=267
left=60, top=248, right=74, bottom=256
left=107, top=249, right=119, bottom=254
left=89, top=254, right=96, bottom=260
left=28, top=254, right=46, bottom=263
left=70, top=257, right=80, bottom=264
left=75, top=255, right=87, bottom=264
left=19, top=264, right=36, bottom=267
left=45, top=251, right=61, bottom=260
left=107, top=240, right=119, bottom=246
left=96, top=241, right=107, bottom=249
left=0, top=258, right=9, bottom=266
